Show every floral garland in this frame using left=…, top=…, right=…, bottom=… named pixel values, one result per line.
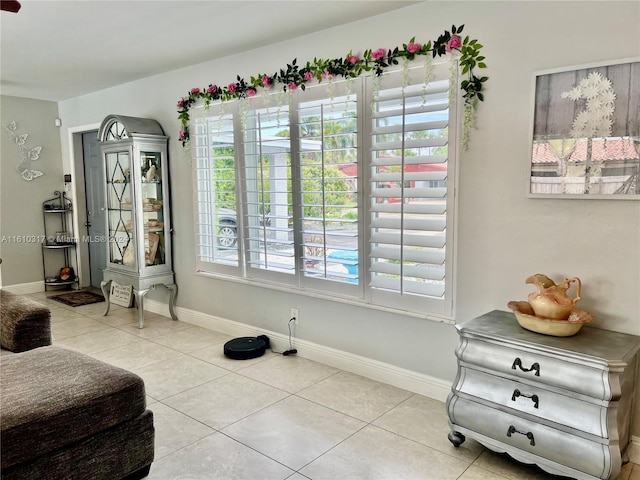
left=177, top=25, right=487, bottom=149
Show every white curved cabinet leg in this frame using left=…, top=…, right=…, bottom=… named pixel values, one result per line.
left=134, top=288, right=150, bottom=329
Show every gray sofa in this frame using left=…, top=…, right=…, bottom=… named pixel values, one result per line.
left=0, top=290, right=154, bottom=480
left=0, top=290, right=51, bottom=352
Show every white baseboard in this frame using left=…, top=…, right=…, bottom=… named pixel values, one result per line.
left=629, top=435, right=640, bottom=464
left=144, top=298, right=452, bottom=402
left=2, top=281, right=45, bottom=295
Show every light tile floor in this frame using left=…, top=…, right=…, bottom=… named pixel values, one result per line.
left=26, top=291, right=640, bottom=480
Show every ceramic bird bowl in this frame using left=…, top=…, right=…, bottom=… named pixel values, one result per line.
left=507, top=300, right=594, bottom=337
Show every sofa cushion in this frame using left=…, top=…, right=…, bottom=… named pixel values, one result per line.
left=0, top=291, right=51, bottom=352
left=1, top=410, right=154, bottom=480
left=1, top=346, right=147, bottom=469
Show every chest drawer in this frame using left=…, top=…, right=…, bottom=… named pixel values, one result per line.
left=455, top=367, right=607, bottom=437
left=448, top=396, right=612, bottom=479
left=458, top=337, right=610, bottom=400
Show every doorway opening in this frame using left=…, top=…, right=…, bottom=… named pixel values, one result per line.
left=82, top=131, right=106, bottom=288
left=69, top=125, right=102, bottom=289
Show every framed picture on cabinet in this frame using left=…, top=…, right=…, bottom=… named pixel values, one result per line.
left=528, top=58, right=640, bottom=199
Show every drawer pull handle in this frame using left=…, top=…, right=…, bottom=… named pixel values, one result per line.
left=511, top=389, right=539, bottom=408
left=511, top=358, right=540, bottom=376
left=506, top=425, right=536, bottom=446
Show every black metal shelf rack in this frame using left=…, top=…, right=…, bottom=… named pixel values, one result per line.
left=42, top=191, right=78, bottom=290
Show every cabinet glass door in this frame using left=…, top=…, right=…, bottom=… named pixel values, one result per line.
left=140, top=151, right=165, bottom=267
left=106, top=151, right=135, bottom=268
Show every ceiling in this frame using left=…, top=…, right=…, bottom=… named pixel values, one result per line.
left=0, top=0, right=418, bottom=102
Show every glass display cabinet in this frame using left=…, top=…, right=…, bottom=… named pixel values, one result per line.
left=98, top=115, right=177, bottom=328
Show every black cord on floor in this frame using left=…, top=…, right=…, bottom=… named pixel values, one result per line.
left=271, top=317, right=297, bottom=356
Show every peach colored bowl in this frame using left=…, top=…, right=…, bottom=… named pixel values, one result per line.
left=507, top=301, right=594, bottom=337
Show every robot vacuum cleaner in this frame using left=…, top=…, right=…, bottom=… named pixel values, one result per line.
left=224, top=335, right=270, bottom=360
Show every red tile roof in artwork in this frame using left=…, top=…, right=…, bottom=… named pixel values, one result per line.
left=531, top=138, right=639, bottom=164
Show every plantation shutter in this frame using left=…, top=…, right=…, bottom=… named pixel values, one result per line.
left=193, top=106, right=242, bottom=275
left=192, top=60, right=458, bottom=318
left=297, top=82, right=360, bottom=289
left=368, top=62, right=456, bottom=315
left=242, top=102, right=296, bottom=281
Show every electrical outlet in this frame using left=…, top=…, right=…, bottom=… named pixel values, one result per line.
left=290, top=308, right=299, bottom=323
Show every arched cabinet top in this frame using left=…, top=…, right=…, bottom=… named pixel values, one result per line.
left=98, top=115, right=165, bottom=142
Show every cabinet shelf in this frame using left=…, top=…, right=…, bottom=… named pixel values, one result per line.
left=43, top=243, right=77, bottom=249
left=45, top=277, right=79, bottom=286
left=44, top=209, right=73, bottom=213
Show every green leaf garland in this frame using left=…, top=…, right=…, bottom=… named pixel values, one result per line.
left=177, top=25, right=487, bottom=149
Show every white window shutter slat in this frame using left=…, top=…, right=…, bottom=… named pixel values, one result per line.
left=369, top=62, right=455, bottom=314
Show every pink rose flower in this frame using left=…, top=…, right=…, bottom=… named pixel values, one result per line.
left=346, top=53, right=359, bottom=65
left=179, top=131, right=186, bottom=140
left=446, top=35, right=462, bottom=52
left=304, top=71, right=313, bottom=82
left=177, top=99, right=185, bottom=108
left=407, top=42, right=421, bottom=54
left=228, top=83, right=236, bottom=94
left=288, top=81, right=297, bottom=91
left=191, top=87, right=200, bottom=94
left=246, top=88, right=256, bottom=97
left=206, top=85, right=217, bottom=94
left=321, top=72, right=332, bottom=80
left=262, top=75, right=270, bottom=87
left=372, top=48, right=385, bottom=60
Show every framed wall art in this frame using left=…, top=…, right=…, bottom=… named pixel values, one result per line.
left=528, top=58, right=640, bottom=199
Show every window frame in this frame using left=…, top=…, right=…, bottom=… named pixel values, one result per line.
left=192, top=59, right=460, bottom=321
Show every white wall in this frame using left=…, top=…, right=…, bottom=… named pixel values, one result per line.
left=58, top=0, right=640, bottom=430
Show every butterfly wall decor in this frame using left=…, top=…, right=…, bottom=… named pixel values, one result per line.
left=3, top=121, right=44, bottom=181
